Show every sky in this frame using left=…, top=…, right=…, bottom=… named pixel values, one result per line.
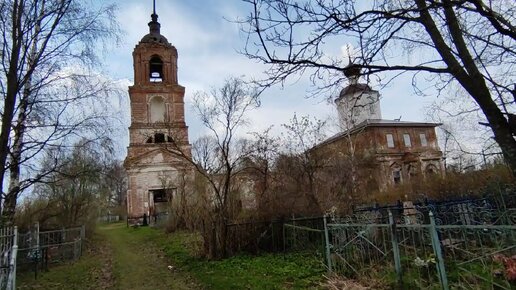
left=103, top=0, right=440, bottom=157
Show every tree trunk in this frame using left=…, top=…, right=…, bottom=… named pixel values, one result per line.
left=0, top=1, right=24, bottom=215
left=415, top=0, right=516, bottom=176
left=1, top=97, right=27, bottom=225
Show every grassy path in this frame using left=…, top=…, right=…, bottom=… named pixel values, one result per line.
left=17, top=223, right=325, bottom=289
left=99, top=223, right=198, bottom=290
left=17, top=223, right=199, bottom=290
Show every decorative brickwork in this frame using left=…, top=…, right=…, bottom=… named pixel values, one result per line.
left=124, top=12, right=192, bottom=223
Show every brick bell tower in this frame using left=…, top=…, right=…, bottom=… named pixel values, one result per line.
left=124, top=4, right=192, bottom=224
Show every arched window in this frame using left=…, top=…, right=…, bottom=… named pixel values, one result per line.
left=407, top=164, right=418, bottom=178
left=425, top=164, right=438, bottom=175
left=149, top=56, right=163, bottom=82
left=390, top=162, right=402, bottom=185
left=149, top=96, right=166, bottom=123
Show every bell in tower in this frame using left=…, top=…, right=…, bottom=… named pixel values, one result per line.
left=149, top=56, right=163, bottom=82
left=124, top=1, right=193, bottom=225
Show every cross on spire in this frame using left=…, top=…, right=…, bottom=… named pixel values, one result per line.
left=149, top=0, right=160, bottom=34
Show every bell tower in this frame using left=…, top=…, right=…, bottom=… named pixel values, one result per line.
left=124, top=4, right=192, bottom=224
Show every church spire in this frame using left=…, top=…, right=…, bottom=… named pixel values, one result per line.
left=148, top=0, right=160, bottom=35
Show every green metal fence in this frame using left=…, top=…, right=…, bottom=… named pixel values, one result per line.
left=325, top=212, right=515, bottom=289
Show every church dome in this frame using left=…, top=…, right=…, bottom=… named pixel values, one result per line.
left=140, top=33, right=170, bottom=45
left=338, top=83, right=373, bottom=99
left=139, top=11, right=171, bottom=46
left=335, top=63, right=376, bottom=101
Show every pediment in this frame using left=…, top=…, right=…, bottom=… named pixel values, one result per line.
left=125, top=147, right=184, bottom=167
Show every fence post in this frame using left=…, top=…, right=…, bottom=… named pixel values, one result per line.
left=323, top=215, right=332, bottom=273
left=388, top=211, right=403, bottom=288
left=35, top=222, right=40, bottom=279
left=80, top=225, right=85, bottom=258
left=429, top=211, right=449, bottom=290
left=292, top=214, right=296, bottom=249
left=7, top=226, right=18, bottom=290
left=282, top=221, right=286, bottom=252
left=35, top=222, right=40, bottom=249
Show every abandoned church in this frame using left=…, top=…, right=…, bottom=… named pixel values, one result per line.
left=124, top=10, right=193, bottom=224
left=123, top=8, right=444, bottom=221
left=312, top=65, right=444, bottom=194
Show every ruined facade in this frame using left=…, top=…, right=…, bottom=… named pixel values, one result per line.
left=124, top=11, right=192, bottom=223
left=313, top=67, right=444, bottom=193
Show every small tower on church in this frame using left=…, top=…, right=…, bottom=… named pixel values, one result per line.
left=124, top=4, right=192, bottom=224
left=335, top=65, right=382, bottom=130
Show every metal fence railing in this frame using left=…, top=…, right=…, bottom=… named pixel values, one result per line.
left=16, top=224, right=85, bottom=276
left=282, top=210, right=516, bottom=290
left=98, top=214, right=120, bottom=223
left=0, top=227, right=17, bottom=290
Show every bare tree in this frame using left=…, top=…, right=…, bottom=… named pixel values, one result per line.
left=0, top=0, right=120, bottom=223
left=240, top=0, right=516, bottom=175
left=23, top=139, right=114, bottom=229
left=280, top=114, right=327, bottom=213
left=166, top=77, right=259, bottom=258
left=426, top=85, right=505, bottom=171
left=244, top=127, right=280, bottom=212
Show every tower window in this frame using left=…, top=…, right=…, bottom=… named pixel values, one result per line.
left=146, top=133, right=172, bottom=144
left=149, top=56, right=163, bottom=82
left=154, top=133, right=165, bottom=143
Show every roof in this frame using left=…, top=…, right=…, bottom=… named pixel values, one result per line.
left=314, top=119, right=442, bottom=149
left=140, top=33, right=171, bottom=46
left=335, top=84, right=377, bottom=102
left=140, top=12, right=171, bottom=46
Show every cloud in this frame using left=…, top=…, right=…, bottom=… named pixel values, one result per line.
left=108, top=0, right=439, bottom=151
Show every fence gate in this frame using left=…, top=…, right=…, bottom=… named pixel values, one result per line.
left=0, top=227, right=18, bottom=290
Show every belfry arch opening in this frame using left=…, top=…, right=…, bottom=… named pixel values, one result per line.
left=149, top=55, right=163, bottom=82
left=146, top=133, right=174, bottom=144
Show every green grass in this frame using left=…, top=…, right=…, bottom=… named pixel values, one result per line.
left=127, top=226, right=326, bottom=289
left=98, top=223, right=198, bottom=290
left=17, top=223, right=326, bottom=289
left=166, top=233, right=324, bottom=289
left=17, top=234, right=110, bottom=290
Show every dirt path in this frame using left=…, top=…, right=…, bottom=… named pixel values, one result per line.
left=98, top=223, right=199, bottom=290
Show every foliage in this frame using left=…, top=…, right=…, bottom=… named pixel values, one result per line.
left=17, top=232, right=112, bottom=290
left=14, top=140, right=125, bottom=232
left=165, top=77, right=260, bottom=258
left=362, top=164, right=515, bottom=205
left=132, top=226, right=325, bottom=289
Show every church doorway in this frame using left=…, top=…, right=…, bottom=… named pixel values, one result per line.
left=148, top=188, right=174, bottom=224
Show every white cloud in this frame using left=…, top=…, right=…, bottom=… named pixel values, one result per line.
left=107, top=0, right=440, bottom=153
